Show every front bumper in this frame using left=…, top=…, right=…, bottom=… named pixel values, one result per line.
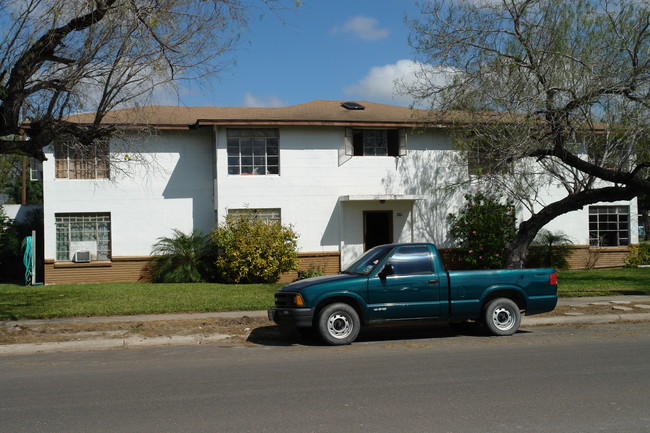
left=268, top=307, right=314, bottom=328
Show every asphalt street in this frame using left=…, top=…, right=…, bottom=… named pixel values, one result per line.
left=1, top=322, right=649, bottom=432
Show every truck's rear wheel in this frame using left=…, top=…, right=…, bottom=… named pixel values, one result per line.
left=317, top=303, right=360, bottom=345
left=484, top=298, right=521, bottom=336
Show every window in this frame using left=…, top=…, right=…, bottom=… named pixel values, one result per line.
left=54, top=139, right=110, bottom=179
left=227, top=208, right=281, bottom=224
left=388, top=245, right=434, bottom=275
left=55, top=213, right=111, bottom=261
left=227, top=129, right=279, bottom=175
left=467, top=147, right=511, bottom=176
left=587, top=137, right=632, bottom=171
left=589, top=206, right=629, bottom=247
left=345, top=128, right=407, bottom=157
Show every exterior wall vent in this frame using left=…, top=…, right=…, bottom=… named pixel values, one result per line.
left=341, top=101, right=365, bottom=110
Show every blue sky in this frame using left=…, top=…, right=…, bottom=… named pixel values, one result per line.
left=177, top=0, right=423, bottom=108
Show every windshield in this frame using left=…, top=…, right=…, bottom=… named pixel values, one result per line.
left=343, top=245, right=394, bottom=275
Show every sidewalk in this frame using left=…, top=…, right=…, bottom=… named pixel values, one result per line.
left=1, top=296, right=649, bottom=355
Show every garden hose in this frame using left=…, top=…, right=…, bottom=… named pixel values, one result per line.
left=22, top=235, right=33, bottom=285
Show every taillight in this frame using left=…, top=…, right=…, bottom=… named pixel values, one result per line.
left=549, top=272, right=558, bottom=286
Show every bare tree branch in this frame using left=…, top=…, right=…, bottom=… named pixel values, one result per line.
left=407, top=0, right=650, bottom=267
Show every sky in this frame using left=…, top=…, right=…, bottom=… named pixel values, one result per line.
left=173, top=0, right=424, bottom=108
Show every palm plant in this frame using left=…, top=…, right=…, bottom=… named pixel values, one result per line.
left=526, top=230, right=574, bottom=270
left=148, top=229, right=214, bottom=283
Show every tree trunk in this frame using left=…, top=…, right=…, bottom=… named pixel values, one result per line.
left=504, top=185, right=644, bottom=269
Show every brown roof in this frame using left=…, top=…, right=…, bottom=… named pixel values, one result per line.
left=65, top=100, right=457, bottom=130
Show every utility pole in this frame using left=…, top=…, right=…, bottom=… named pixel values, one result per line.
left=21, top=156, right=27, bottom=204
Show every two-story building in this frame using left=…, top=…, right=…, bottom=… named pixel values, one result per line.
left=41, top=100, right=638, bottom=284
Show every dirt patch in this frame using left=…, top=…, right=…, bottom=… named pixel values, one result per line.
left=0, top=316, right=273, bottom=346
left=2, top=302, right=649, bottom=347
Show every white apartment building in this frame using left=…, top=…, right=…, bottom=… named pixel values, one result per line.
left=40, top=100, right=637, bottom=284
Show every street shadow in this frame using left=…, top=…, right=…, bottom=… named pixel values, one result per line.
left=246, top=322, right=530, bottom=346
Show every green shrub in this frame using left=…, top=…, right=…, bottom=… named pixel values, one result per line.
left=211, top=214, right=298, bottom=283
left=0, top=206, right=9, bottom=267
left=148, top=229, right=215, bottom=283
left=526, top=229, right=573, bottom=270
left=0, top=206, right=42, bottom=284
left=295, top=265, right=325, bottom=281
left=448, top=192, right=516, bottom=269
left=626, top=243, right=650, bottom=267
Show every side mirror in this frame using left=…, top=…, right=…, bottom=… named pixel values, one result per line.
left=378, top=263, right=395, bottom=279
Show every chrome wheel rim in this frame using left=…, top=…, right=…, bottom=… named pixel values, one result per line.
left=327, top=313, right=353, bottom=339
left=491, top=305, right=515, bottom=331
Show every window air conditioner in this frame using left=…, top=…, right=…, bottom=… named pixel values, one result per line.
left=70, top=241, right=97, bottom=262
left=73, top=250, right=91, bottom=263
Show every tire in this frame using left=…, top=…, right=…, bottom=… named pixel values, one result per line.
left=483, top=298, right=521, bottom=336
left=317, top=303, right=360, bottom=345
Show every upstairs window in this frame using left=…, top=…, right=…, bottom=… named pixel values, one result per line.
left=345, top=128, right=407, bottom=157
left=467, top=147, right=512, bottom=176
left=589, top=206, right=629, bottom=247
left=55, top=139, right=109, bottom=179
left=227, top=128, right=279, bottom=175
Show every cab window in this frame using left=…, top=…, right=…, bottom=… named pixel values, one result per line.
left=388, top=246, right=434, bottom=275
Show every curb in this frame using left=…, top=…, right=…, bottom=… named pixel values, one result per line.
left=0, top=333, right=234, bottom=355
left=2, top=311, right=649, bottom=355
left=522, top=313, right=650, bottom=326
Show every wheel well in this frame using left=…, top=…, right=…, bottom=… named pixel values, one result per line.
left=483, top=290, right=526, bottom=312
left=314, top=297, right=365, bottom=324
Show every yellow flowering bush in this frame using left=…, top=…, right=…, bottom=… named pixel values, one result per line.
left=211, top=214, right=298, bottom=283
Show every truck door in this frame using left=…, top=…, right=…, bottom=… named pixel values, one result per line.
left=367, top=245, right=441, bottom=320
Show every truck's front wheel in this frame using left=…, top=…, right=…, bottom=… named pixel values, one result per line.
left=317, top=303, right=360, bottom=345
left=484, top=298, right=521, bottom=336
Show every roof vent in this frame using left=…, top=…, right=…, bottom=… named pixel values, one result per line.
left=341, top=101, right=365, bottom=110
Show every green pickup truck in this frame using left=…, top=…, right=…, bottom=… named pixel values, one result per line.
left=269, top=243, right=558, bottom=345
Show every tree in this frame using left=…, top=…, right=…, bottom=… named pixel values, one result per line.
left=0, top=0, right=293, bottom=160
left=0, top=155, right=42, bottom=204
left=406, top=0, right=650, bottom=267
left=448, top=192, right=516, bottom=269
left=0, top=205, right=10, bottom=267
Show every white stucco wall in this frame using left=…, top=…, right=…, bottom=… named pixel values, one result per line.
left=42, top=128, right=215, bottom=260
left=41, top=123, right=639, bottom=268
left=214, top=126, right=465, bottom=267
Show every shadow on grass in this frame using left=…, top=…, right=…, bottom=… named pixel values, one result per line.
left=0, top=290, right=70, bottom=321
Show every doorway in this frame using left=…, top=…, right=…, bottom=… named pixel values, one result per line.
left=364, top=211, right=393, bottom=251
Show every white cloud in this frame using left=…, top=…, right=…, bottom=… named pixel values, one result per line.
left=332, top=16, right=389, bottom=41
left=242, top=92, right=287, bottom=107
left=345, top=59, right=458, bottom=107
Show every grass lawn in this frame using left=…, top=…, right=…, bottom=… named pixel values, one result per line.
left=558, top=267, right=650, bottom=297
left=1, top=268, right=649, bottom=320
left=0, top=282, right=282, bottom=320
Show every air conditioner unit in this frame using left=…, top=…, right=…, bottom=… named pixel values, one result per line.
left=73, top=250, right=91, bottom=263
left=70, top=241, right=97, bottom=262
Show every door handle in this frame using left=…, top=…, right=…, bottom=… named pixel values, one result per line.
left=428, top=279, right=439, bottom=285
